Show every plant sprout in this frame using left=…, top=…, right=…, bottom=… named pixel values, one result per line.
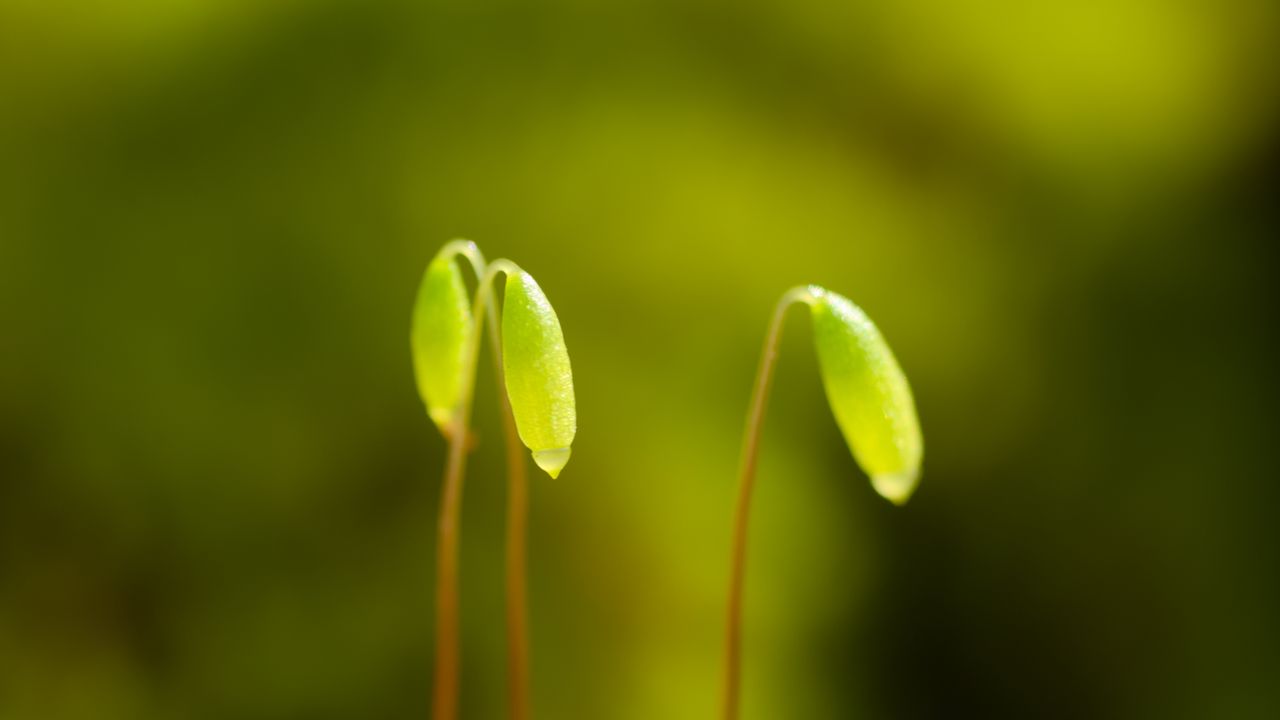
left=502, top=271, right=577, bottom=479
left=721, top=285, right=922, bottom=720
left=411, top=240, right=577, bottom=720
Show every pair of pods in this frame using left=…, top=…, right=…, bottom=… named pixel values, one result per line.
left=410, top=244, right=921, bottom=501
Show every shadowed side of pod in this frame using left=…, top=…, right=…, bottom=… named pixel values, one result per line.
left=411, top=250, right=474, bottom=435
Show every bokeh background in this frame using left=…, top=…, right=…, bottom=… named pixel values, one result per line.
left=3, top=1, right=1279, bottom=718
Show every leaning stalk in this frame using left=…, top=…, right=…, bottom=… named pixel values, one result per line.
left=721, top=286, right=816, bottom=720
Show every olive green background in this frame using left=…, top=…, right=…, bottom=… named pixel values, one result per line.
left=2, top=1, right=1278, bottom=718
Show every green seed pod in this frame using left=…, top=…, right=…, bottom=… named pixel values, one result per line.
left=502, top=271, right=576, bottom=478
left=411, top=252, right=473, bottom=435
left=809, top=287, right=922, bottom=504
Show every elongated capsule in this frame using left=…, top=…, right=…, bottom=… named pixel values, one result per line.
left=808, top=287, right=922, bottom=504
left=502, top=271, right=576, bottom=478
left=410, top=251, right=473, bottom=435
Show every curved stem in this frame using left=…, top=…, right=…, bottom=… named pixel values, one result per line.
left=432, top=346, right=469, bottom=720
left=721, top=286, right=816, bottom=720
left=431, top=247, right=531, bottom=720
left=484, top=262, right=533, bottom=720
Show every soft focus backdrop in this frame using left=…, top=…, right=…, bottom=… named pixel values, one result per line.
left=2, top=1, right=1278, bottom=718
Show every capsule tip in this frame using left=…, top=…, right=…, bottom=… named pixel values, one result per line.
left=871, top=469, right=919, bottom=506
left=428, top=408, right=453, bottom=436
left=532, top=447, right=572, bottom=478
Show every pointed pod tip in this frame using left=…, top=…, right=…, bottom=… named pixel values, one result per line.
left=872, top=469, right=920, bottom=506
left=532, top=447, right=572, bottom=478
left=428, top=408, right=453, bottom=436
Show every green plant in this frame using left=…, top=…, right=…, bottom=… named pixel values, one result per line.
left=412, top=240, right=577, bottom=720
left=721, top=285, right=922, bottom=720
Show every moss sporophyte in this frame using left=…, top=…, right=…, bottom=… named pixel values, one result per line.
left=721, top=285, right=922, bottom=720
left=411, top=241, right=577, bottom=720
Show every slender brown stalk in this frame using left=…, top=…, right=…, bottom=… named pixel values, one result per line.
left=433, top=399, right=471, bottom=720
left=721, top=287, right=814, bottom=720
left=503, top=409, right=531, bottom=720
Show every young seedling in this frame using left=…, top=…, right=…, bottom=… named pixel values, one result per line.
left=412, top=241, right=577, bottom=720
left=721, top=285, right=922, bottom=720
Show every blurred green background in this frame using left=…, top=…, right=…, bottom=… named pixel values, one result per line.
left=2, top=0, right=1279, bottom=718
